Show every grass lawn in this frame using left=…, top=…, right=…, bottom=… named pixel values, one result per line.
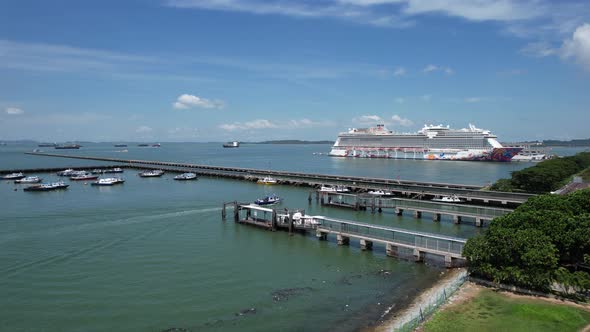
left=422, top=289, right=590, bottom=332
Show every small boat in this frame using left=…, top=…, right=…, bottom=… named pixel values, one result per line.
left=223, top=141, right=240, bottom=148
left=137, top=143, right=150, bottom=147
left=57, top=169, right=76, bottom=176
left=255, top=194, right=282, bottom=206
left=15, top=176, right=42, bottom=184
left=2, top=172, right=26, bottom=180
left=114, top=144, right=127, bottom=147
left=91, top=177, right=125, bottom=186
left=70, top=172, right=99, bottom=181
left=105, top=168, right=124, bottom=173
left=55, top=144, right=81, bottom=149
left=24, top=182, right=69, bottom=192
left=91, top=169, right=105, bottom=174
left=174, top=173, right=198, bottom=180
left=152, top=143, right=161, bottom=148
left=138, top=170, right=164, bottom=177
left=431, top=194, right=463, bottom=203
left=257, top=176, right=277, bottom=185
left=367, top=190, right=392, bottom=196
left=320, top=185, right=350, bottom=193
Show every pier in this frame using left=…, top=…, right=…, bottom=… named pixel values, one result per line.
left=315, top=192, right=513, bottom=227
left=222, top=203, right=467, bottom=267
left=25, top=152, right=535, bottom=206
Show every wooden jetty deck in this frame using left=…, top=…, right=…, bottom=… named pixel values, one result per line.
left=26, top=152, right=534, bottom=206
left=222, top=202, right=467, bottom=267
left=315, top=191, right=513, bottom=226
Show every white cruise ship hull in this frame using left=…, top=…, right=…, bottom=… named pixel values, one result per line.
left=329, top=146, right=521, bottom=161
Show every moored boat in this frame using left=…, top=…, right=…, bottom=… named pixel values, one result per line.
left=70, top=172, right=99, bottom=181
left=431, top=194, right=463, bottom=203
left=114, top=144, right=127, bottom=147
left=15, top=176, right=42, bottom=184
left=320, top=185, right=350, bottom=193
left=257, top=176, right=277, bottom=185
left=174, top=173, right=198, bottom=180
left=57, top=169, right=76, bottom=176
left=91, top=177, right=125, bottom=186
left=223, top=141, right=240, bottom=148
left=24, top=182, right=69, bottom=192
left=255, top=194, right=282, bottom=206
left=105, top=167, right=124, bottom=173
left=367, top=190, right=393, bottom=196
left=55, top=144, right=81, bottom=149
left=138, top=170, right=164, bottom=177
left=2, top=172, right=26, bottom=180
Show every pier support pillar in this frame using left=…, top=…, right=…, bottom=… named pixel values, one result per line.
left=432, top=213, right=441, bottom=222
left=475, top=218, right=484, bottom=227
left=395, top=208, right=403, bottom=216
left=308, top=192, right=312, bottom=205
left=233, top=202, right=239, bottom=222
left=453, top=215, right=462, bottom=224
left=413, top=210, right=422, bottom=219
left=360, top=239, right=373, bottom=251
left=337, top=234, right=350, bottom=246
left=444, top=255, right=455, bottom=268
left=413, top=249, right=424, bottom=263
left=316, top=230, right=327, bottom=241
left=386, top=243, right=398, bottom=257
left=320, top=194, right=325, bottom=206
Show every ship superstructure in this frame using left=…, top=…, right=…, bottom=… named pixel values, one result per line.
left=329, top=124, right=521, bottom=161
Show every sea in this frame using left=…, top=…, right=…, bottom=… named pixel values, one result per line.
left=0, top=143, right=586, bottom=332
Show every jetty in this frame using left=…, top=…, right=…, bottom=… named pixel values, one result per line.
left=222, top=202, right=466, bottom=267
left=25, top=152, right=534, bottom=206
left=314, top=191, right=513, bottom=227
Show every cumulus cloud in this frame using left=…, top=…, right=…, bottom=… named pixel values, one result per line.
left=173, top=94, right=224, bottom=109
left=391, top=114, right=413, bottom=126
left=353, top=114, right=384, bottom=124
left=5, top=107, right=24, bottom=115
left=561, top=23, right=590, bottom=71
left=135, top=125, right=153, bottom=133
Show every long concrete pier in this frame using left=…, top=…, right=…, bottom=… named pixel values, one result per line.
left=25, top=152, right=534, bottom=206
left=316, top=191, right=513, bottom=226
left=222, top=202, right=466, bottom=267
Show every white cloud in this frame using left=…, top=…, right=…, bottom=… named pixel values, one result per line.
left=391, top=114, right=413, bottom=126
left=561, top=23, right=590, bottom=71
left=520, top=41, right=558, bottom=57
left=423, top=64, right=438, bottom=73
left=421, top=94, right=432, bottom=101
left=464, top=97, right=482, bottom=103
left=173, top=94, right=224, bottom=109
left=395, top=97, right=405, bottom=104
left=136, top=125, right=153, bottom=133
left=5, top=107, right=24, bottom=115
left=402, top=0, right=544, bottom=22
left=422, top=64, right=454, bottom=74
left=354, top=114, right=384, bottom=124
left=219, top=119, right=278, bottom=131
left=393, top=67, right=406, bottom=76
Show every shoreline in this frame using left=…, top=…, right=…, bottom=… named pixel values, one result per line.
left=365, top=268, right=467, bottom=332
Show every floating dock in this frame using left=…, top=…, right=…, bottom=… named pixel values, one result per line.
left=222, top=202, right=467, bottom=267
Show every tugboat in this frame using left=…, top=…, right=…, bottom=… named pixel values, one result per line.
left=174, top=173, right=198, bottom=181
left=91, top=177, right=125, bottom=186
left=70, top=172, right=99, bottom=181
left=257, top=176, right=277, bottom=185
left=24, top=182, right=69, bottom=192
left=2, top=172, right=26, bottom=180
left=138, top=170, right=164, bottom=177
left=15, top=176, right=42, bottom=184
left=254, top=194, right=282, bottom=206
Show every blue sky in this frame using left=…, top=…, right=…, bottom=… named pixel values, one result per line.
left=0, top=0, right=589, bottom=142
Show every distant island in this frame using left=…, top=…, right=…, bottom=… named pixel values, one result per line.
left=249, top=140, right=334, bottom=145
left=542, top=138, right=590, bottom=147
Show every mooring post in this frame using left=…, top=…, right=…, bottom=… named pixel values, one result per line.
left=288, top=211, right=294, bottom=235
left=271, top=209, right=277, bottom=231
left=233, top=201, right=239, bottom=222
left=308, top=192, right=312, bottom=205
left=222, top=203, right=226, bottom=220
left=320, top=193, right=325, bottom=206
left=315, top=190, right=319, bottom=204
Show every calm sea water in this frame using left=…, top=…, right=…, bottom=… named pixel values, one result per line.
left=0, top=143, right=585, bottom=331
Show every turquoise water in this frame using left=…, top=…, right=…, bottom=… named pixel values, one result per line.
left=0, top=143, right=585, bottom=331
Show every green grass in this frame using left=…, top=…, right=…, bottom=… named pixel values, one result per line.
left=422, top=289, right=590, bottom=332
left=579, top=167, right=590, bottom=182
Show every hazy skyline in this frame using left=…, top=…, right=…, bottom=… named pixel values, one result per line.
left=1, top=0, right=589, bottom=142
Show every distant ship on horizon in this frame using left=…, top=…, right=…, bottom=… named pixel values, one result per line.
left=329, top=124, right=522, bottom=162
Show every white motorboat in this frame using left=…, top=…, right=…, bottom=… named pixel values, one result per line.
left=257, top=176, right=277, bottom=185
left=255, top=194, right=282, bottom=205
left=174, top=172, right=198, bottom=180
left=138, top=170, right=164, bottom=177
left=24, top=182, right=69, bottom=191
left=320, top=185, right=350, bottom=193
left=57, top=169, right=76, bottom=176
left=431, top=194, right=463, bottom=203
left=91, top=177, right=125, bottom=186
left=15, top=176, right=42, bottom=184
left=367, top=190, right=392, bottom=196
left=70, top=172, right=99, bottom=181
left=2, top=172, right=25, bottom=180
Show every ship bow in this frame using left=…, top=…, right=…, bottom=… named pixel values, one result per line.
left=491, top=147, right=523, bottom=161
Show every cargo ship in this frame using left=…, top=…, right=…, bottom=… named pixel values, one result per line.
left=223, top=141, right=240, bottom=148
left=329, top=124, right=521, bottom=161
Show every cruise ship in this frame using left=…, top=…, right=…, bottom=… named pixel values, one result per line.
left=329, top=124, right=522, bottom=161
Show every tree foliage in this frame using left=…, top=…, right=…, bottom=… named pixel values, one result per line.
left=464, top=189, right=590, bottom=293
left=490, top=152, right=590, bottom=193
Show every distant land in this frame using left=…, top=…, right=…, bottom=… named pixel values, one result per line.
left=249, top=140, right=334, bottom=145
left=541, top=139, right=590, bottom=147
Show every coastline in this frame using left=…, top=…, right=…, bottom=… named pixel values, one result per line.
left=365, top=268, right=467, bottom=332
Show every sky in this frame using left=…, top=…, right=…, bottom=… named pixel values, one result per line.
left=0, top=0, right=589, bottom=142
